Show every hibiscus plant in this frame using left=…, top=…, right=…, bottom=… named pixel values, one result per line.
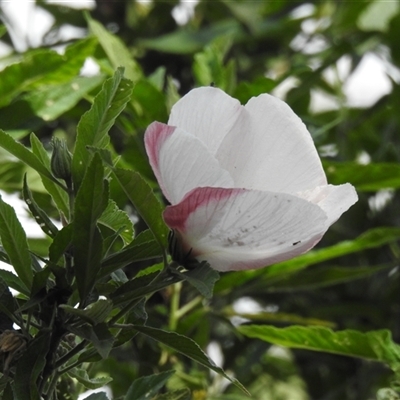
left=1, top=3, right=400, bottom=400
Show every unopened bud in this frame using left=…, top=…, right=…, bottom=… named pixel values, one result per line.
left=51, top=137, right=72, bottom=181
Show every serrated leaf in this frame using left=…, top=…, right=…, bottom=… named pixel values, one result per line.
left=0, top=195, right=32, bottom=289
left=29, top=133, right=69, bottom=217
left=113, top=169, right=168, bottom=249
left=25, top=75, right=105, bottom=121
left=72, top=67, right=133, bottom=191
left=238, top=325, right=400, bottom=370
left=175, top=262, right=220, bottom=299
left=22, top=175, right=58, bottom=238
left=132, top=325, right=249, bottom=395
left=0, top=130, right=63, bottom=189
left=73, top=153, right=108, bottom=301
left=87, top=15, right=142, bottom=82
left=68, top=368, right=113, bottom=390
left=124, top=370, right=175, bottom=400
left=60, top=299, right=113, bottom=325
left=13, top=332, right=51, bottom=400
left=99, top=199, right=134, bottom=244
left=49, top=224, right=73, bottom=265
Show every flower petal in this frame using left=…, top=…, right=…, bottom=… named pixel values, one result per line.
left=298, top=183, right=358, bottom=227
left=168, top=87, right=244, bottom=157
left=216, top=93, right=327, bottom=193
left=144, top=121, right=234, bottom=204
left=164, top=187, right=328, bottom=271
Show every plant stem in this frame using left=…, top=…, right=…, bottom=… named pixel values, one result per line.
left=54, top=339, right=88, bottom=369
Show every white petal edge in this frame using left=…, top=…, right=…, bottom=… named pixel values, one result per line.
left=164, top=187, right=329, bottom=272
left=168, top=87, right=244, bottom=157
left=144, top=121, right=234, bottom=204
left=297, top=183, right=358, bottom=227
left=216, top=93, right=327, bottom=194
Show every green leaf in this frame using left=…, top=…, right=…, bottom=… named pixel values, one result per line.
left=22, top=175, right=58, bottom=238
left=30, top=134, right=69, bottom=217
left=175, top=262, right=220, bottom=299
left=72, top=67, right=133, bottom=190
left=100, top=230, right=163, bottom=278
left=0, top=38, right=96, bottom=107
left=68, top=368, right=113, bottom=390
left=238, top=325, right=400, bottom=370
left=69, top=323, right=114, bottom=359
left=0, top=268, right=28, bottom=295
left=87, top=15, right=142, bottom=82
left=111, top=272, right=180, bottom=306
left=49, top=224, right=73, bottom=265
left=98, top=199, right=134, bottom=245
left=14, top=332, right=51, bottom=400
left=0, top=130, right=63, bottom=189
left=60, top=299, right=113, bottom=325
left=113, top=169, right=168, bottom=249
left=264, top=264, right=393, bottom=292
left=132, top=325, right=249, bottom=395
left=0, top=195, right=32, bottom=289
left=25, top=75, right=105, bottom=121
left=0, top=277, right=17, bottom=322
left=324, top=161, right=400, bottom=191
left=124, top=370, right=175, bottom=400
left=193, top=35, right=236, bottom=93
left=73, top=153, right=108, bottom=301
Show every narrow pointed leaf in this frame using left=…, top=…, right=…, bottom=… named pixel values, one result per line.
left=0, top=196, right=32, bottom=289
left=22, top=175, right=58, bottom=238
left=72, top=68, right=133, bottom=190
left=60, top=299, right=113, bottom=325
left=73, top=153, right=108, bottom=301
left=238, top=325, right=400, bottom=370
left=87, top=15, right=142, bottom=82
left=113, top=169, right=168, bottom=248
left=132, top=325, right=249, bottom=394
left=0, top=130, right=62, bottom=188
left=0, top=269, right=28, bottom=295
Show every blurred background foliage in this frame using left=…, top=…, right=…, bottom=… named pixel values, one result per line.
left=0, top=0, right=400, bottom=399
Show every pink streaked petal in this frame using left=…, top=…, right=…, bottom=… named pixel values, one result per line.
left=216, top=93, right=327, bottom=194
left=164, top=187, right=328, bottom=272
left=168, top=87, right=244, bottom=157
left=145, top=122, right=234, bottom=204
left=144, top=121, right=176, bottom=197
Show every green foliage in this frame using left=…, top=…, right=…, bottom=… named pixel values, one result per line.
left=0, top=1, right=400, bottom=399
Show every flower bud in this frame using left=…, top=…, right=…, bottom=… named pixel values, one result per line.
left=51, top=137, right=72, bottom=181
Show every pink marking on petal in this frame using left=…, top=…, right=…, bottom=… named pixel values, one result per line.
left=144, top=121, right=176, bottom=172
left=164, top=187, right=243, bottom=231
